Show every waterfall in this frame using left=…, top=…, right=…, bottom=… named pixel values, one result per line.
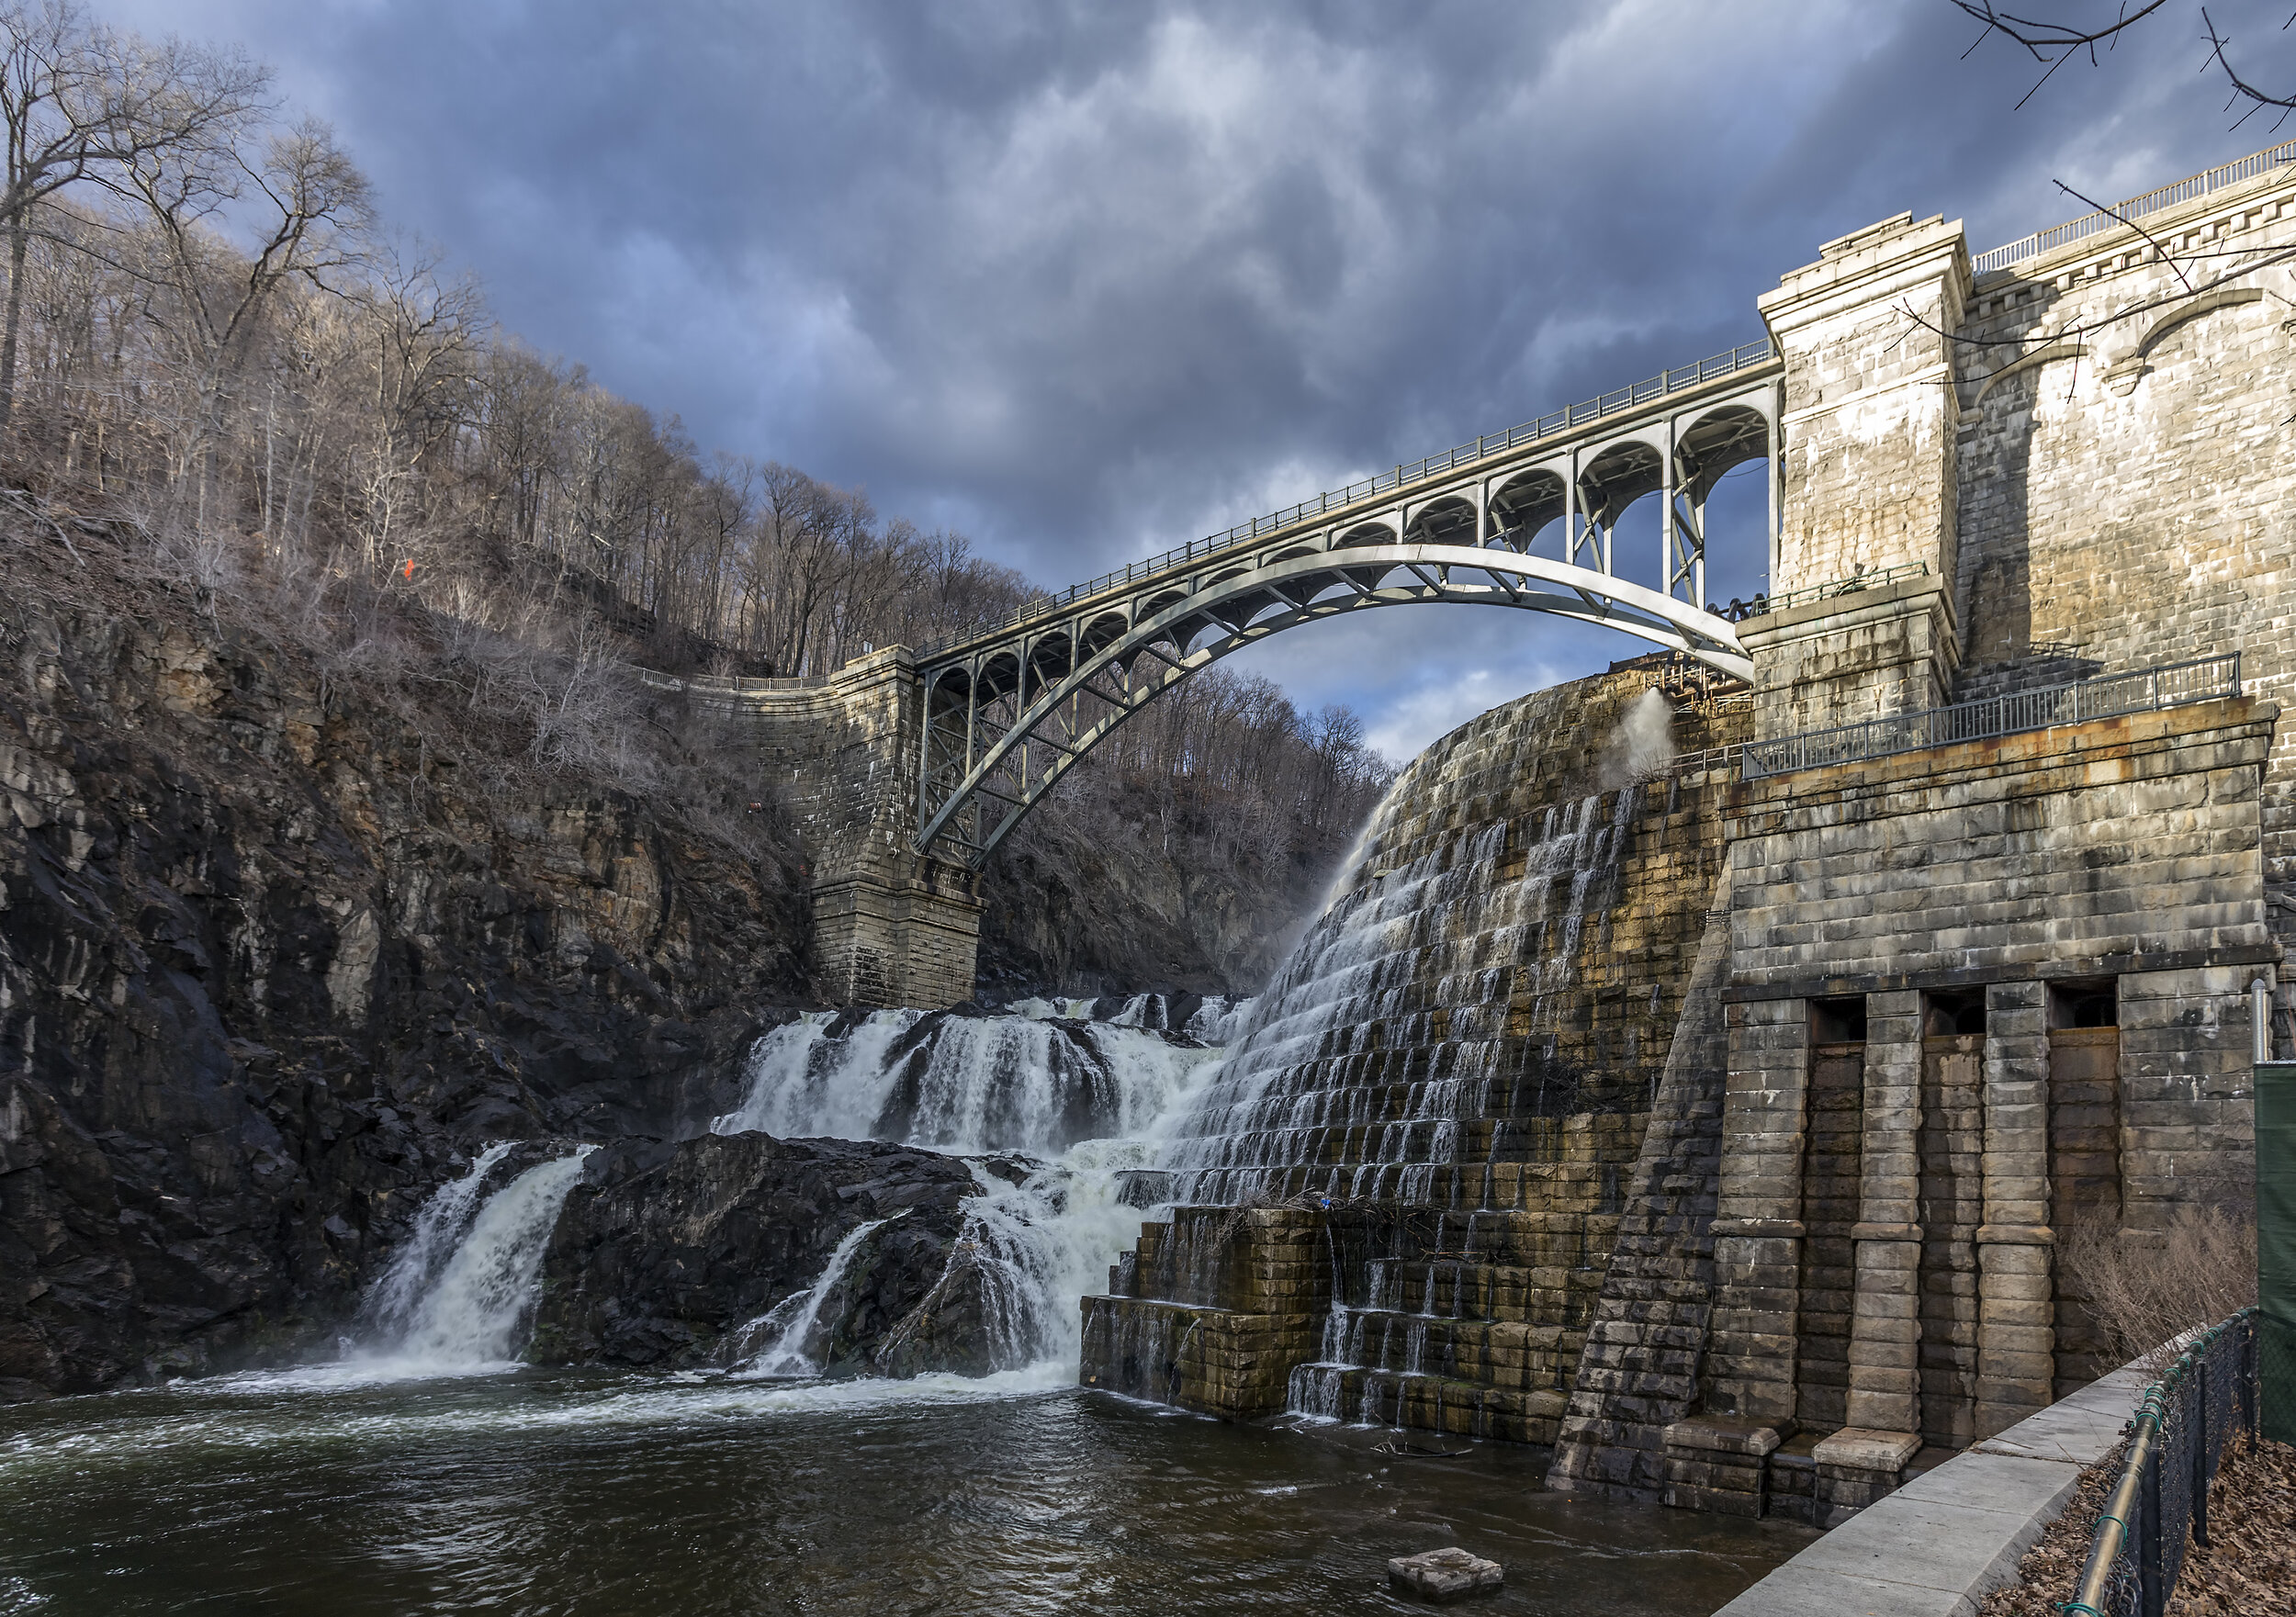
left=358, top=1147, right=597, bottom=1374
left=716, top=1007, right=1210, bottom=1155
left=1154, top=787, right=1639, bottom=1208
left=732, top=1215, right=899, bottom=1376
left=360, top=1140, right=516, bottom=1334
left=712, top=998, right=1226, bottom=1374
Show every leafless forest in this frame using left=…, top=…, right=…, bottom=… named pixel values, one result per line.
left=0, top=1, right=1394, bottom=974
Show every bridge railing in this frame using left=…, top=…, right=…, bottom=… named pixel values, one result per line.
left=1741, top=654, right=2243, bottom=780
left=917, top=337, right=1778, bottom=659
left=1972, top=139, right=2296, bottom=275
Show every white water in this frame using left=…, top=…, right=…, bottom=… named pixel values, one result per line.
left=713, top=997, right=1227, bottom=1375
left=1157, top=787, right=1638, bottom=1207
left=716, top=1007, right=1213, bottom=1155
left=360, top=1140, right=516, bottom=1334
left=348, top=1147, right=597, bottom=1378
left=732, top=1215, right=899, bottom=1376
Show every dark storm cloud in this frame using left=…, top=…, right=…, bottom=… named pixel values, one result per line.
left=107, top=0, right=2296, bottom=755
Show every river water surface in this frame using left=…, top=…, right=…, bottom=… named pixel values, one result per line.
left=0, top=1364, right=1810, bottom=1615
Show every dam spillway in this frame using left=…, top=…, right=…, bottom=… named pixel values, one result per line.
left=1081, top=662, right=1746, bottom=1444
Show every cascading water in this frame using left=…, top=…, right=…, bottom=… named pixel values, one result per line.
left=1154, top=786, right=1640, bottom=1209
left=355, top=1146, right=597, bottom=1374
left=1080, top=671, right=1739, bottom=1439
left=359, top=1140, right=516, bottom=1332
left=711, top=998, right=1232, bottom=1374
left=716, top=1006, right=1216, bottom=1155
left=732, top=1215, right=901, bottom=1376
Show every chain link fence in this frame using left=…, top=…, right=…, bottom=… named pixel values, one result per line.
left=2065, top=1308, right=2259, bottom=1617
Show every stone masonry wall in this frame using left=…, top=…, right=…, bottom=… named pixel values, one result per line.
left=1949, top=163, right=2296, bottom=940
left=694, top=653, right=982, bottom=1009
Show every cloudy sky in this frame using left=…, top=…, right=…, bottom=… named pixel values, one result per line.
left=109, top=0, right=2296, bottom=758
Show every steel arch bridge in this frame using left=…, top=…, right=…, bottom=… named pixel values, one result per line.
left=916, top=342, right=1783, bottom=867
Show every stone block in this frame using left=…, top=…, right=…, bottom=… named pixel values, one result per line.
left=1386, top=1547, right=1503, bottom=1604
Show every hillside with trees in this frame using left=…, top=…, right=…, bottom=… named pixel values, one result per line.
left=0, top=0, right=1393, bottom=999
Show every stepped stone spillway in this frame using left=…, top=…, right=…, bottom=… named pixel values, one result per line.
left=1081, top=662, right=1746, bottom=1444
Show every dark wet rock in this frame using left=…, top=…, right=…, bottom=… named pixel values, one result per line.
left=530, top=1131, right=989, bottom=1374
left=0, top=543, right=813, bottom=1400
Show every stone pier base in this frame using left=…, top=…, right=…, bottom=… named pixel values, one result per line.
left=815, top=859, right=982, bottom=1010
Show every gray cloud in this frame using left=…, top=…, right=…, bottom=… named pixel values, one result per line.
left=109, top=0, right=2296, bottom=756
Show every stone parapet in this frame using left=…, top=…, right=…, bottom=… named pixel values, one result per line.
left=1739, top=574, right=1958, bottom=739
left=1725, top=696, right=2279, bottom=999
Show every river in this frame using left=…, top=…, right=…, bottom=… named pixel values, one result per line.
left=0, top=1362, right=1808, bottom=1614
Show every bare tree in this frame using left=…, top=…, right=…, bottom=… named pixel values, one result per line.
left=0, top=2, right=265, bottom=423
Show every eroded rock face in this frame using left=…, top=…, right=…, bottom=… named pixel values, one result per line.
left=0, top=545, right=815, bottom=1399
left=530, top=1132, right=987, bottom=1374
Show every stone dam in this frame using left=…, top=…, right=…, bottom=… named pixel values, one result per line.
left=1046, top=160, right=2292, bottom=1526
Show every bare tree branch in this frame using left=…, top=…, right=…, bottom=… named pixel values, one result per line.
left=2053, top=176, right=2197, bottom=292
left=2202, top=6, right=2296, bottom=131
left=1953, top=0, right=2296, bottom=122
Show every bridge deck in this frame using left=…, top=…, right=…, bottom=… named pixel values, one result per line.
left=920, top=340, right=1780, bottom=666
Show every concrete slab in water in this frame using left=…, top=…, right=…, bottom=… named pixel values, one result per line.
left=1386, top=1546, right=1503, bottom=1603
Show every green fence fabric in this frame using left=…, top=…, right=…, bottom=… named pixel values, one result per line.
left=2258, top=1061, right=2296, bottom=1445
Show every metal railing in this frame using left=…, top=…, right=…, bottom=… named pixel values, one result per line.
left=1740, top=654, right=2241, bottom=780
left=1739, top=560, right=1931, bottom=619
left=918, top=338, right=1778, bottom=658
left=2065, top=1308, right=2259, bottom=1617
left=1973, top=139, right=2296, bottom=275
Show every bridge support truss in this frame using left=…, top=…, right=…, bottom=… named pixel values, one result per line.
left=915, top=364, right=1778, bottom=867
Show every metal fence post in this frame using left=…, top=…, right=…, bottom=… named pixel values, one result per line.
left=2139, top=1436, right=2165, bottom=1617
left=2191, top=1356, right=2211, bottom=1550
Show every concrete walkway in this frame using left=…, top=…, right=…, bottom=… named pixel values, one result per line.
left=1713, top=1366, right=2147, bottom=1617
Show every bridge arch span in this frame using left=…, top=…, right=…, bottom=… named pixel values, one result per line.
left=913, top=341, right=1783, bottom=866
left=917, top=539, right=1751, bottom=863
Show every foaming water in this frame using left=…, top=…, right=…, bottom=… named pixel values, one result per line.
left=715, top=1007, right=1212, bottom=1154
left=359, top=1140, right=515, bottom=1331
left=342, top=1146, right=597, bottom=1380
left=1156, top=788, right=1638, bottom=1207
left=713, top=1001, right=1226, bottom=1374
left=729, top=1215, right=900, bottom=1376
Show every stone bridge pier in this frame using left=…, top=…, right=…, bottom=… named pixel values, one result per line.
left=686, top=648, right=981, bottom=1009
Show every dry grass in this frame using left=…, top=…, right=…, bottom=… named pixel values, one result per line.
left=2058, top=1207, right=2259, bottom=1373
left=1976, top=1432, right=2296, bottom=1617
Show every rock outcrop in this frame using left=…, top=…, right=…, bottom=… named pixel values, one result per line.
left=531, top=1131, right=991, bottom=1373
left=0, top=533, right=814, bottom=1399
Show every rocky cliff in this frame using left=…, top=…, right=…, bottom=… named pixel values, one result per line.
left=0, top=524, right=815, bottom=1398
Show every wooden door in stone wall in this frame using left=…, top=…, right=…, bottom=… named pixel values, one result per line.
left=1795, top=1041, right=1864, bottom=1434
left=1919, top=1034, right=1985, bottom=1450
left=2049, top=1027, right=2123, bottom=1395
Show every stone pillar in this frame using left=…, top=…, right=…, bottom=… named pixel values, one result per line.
left=1975, top=979, right=2054, bottom=1439
left=2118, top=967, right=2261, bottom=1230
left=1758, top=211, right=1971, bottom=599
left=1845, top=989, right=1922, bottom=1435
left=1736, top=574, right=1959, bottom=741
left=813, top=855, right=984, bottom=1010
left=1701, top=997, right=1807, bottom=1428
left=1664, top=996, right=1804, bottom=1516
left=1818, top=988, right=1924, bottom=1522
left=1750, top=208, right=1969, bottom=743
left=736, top=646, right=984, bottom=1009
